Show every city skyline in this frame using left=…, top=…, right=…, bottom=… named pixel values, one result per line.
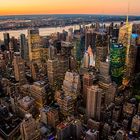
left=0, top=0, right=140, bottom=16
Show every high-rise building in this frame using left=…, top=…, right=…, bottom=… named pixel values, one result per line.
left=63, top=71, right=81, bottom=95
left=85, top=29, right=96, bottom=50
left=20, top=34, right=28, bottom=60
left=86, top=85, right=102, bottom=121
left=118, top=21, right=138, bottom=82
left=83, top=73, right=93, bottom=104
left=3, top=33, right=10, bottom=50
left=30, top=81, right=47, bottom=108
left=110, top=43, right=126, bottom=85
left=28, top=29, right=42, bottom=65
left=20, top=113, right=40, bottom=140
left=47, top=45, right=59, bottom=86
left=13, top=52, right=26, bottom=84
left=98, top=61, right=111, bottom=89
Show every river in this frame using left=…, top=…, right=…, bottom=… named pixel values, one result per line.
left=0, top=20, right=140, bottom=40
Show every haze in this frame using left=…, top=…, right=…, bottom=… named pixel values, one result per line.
left=0, top=0, right=139, bottom=15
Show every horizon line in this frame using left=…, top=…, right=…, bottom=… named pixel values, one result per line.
left=0, top=13, right=140, bottom=17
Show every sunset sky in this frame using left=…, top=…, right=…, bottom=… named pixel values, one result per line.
left=0, top=0, right=139, bottom=16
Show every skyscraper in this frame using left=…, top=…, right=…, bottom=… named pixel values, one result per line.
left=86, top=85, right=102, bottom=121
left=118, top=20, right=138, bottom=82
left=20, top=34, right=28, bottom=60
left=28, top=29, right=42, bottom=65
left=13, top=52, right=26, bottom=84
left=3, top=33, right=10, bottom=50
left=110, top=43, right=126, bottom=85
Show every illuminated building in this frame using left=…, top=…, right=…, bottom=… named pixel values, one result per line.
left=83, top=45, right=95, bottom=68
left=110, top=43, right=126, bottom=85
left=20, top=34, right=28, bottom=60
left=13, top=52, right=26, bottom=84
left=118, top=20, right=138, bottom=82
left=86, top=85, right=102, bottom=121
left=3, top=33, right=10, bottom=50
left=28, top=29, right=42, bottom=65
left=20, top=113, right=40, bottom=140
left=30, top=81, right=47, bottom=108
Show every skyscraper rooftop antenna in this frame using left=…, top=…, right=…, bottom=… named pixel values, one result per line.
left=126, top=1, right=130, bottom=24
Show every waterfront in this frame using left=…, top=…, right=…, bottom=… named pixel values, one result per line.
left=0, top=20, right=140, bottom=40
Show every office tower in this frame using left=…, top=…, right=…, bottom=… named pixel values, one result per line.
left=58, top=41, right=73, bottom=80
left=83, top=73, right=93, bottom=104
left=63, top=71, right=81, bottom=95
left=3, top=33, right=10, bottom=50
left=13, top=52, right=26, bottom=84
left=20, top=113, right=40, bottom=140
left=85, top=29, right=96, bottom=50
left=55, top=90, right=75, bottom=116
left=47, top=45, right=59, bottom=86
left=95, top=46, right=108, bottom=69
left=86, top=85, right=102, bottom=120
left=118, top=20, right=137, bottom=82
left=20, top=34, right=28, bottom=60
left=98, top=61, right=111, bottom=89
left=85, top=129, right=100, bottom=140
left=48, top=45, right=56, bottom=60
left=105, top=83, right=117, bottom=105
left=95, top=32, right=108, bottom=69
left=17, top=96, right=35, bottom=117
left=112, top=106, right=122, bottom=122
left=30, top=81, right=47, bottom=108
left=131, top=115, right=140, bottom=133
left=83, top=45, right=95, bottom=68
left=110, top=43, right=126, bottom=85
left=40, top=106, right=59, bottom=128
left=28, top=29, right=42, bottom=65
left=10, top=37, right=19, bottom=52
left=30, top=62, right=39, bottom=81
left=47, top=59, right=59, bottom=86
left=66, top=28, right=73, bottom=42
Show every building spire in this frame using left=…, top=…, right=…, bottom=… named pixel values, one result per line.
left=126, top=1, right=129, bottom=24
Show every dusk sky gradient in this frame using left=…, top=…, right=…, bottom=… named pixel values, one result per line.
left=0, top=0, right=139, bottom=16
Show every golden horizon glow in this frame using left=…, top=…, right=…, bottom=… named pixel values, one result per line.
left=0, top=0, right=140, bottom=16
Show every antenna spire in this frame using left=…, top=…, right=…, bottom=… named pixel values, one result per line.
left=126, top=1, right=129, bottom=24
